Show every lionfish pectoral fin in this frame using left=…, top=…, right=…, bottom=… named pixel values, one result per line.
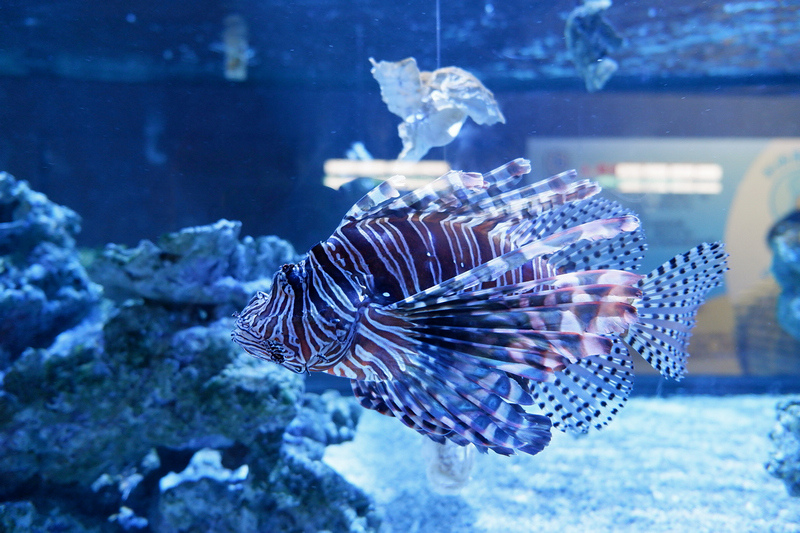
left=399, top=278, right=641, bottom=380
left=350, top=359, right=553, bottom=456
left=400, top=277, right=637, bottom=436
left=624, top=242, right=728, bottom=380
left=394, top=266, right=643, bottom=373
left=341, top=303, right=553, bottom=455
left=355, top=266, right=651, bottom=454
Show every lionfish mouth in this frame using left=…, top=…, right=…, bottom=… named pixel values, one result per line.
left=230, top=322, right=258, bottom=355
left=231, top=320, right=308, bottom=374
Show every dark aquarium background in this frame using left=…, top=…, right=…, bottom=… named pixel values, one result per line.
left=3, top=0, right=800, bottom=250
left=1, top=1, right=800, bottom=532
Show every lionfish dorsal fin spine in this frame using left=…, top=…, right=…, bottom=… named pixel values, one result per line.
left=342, top=175, right=404, bottom=222
left=391, top=215, right=640, bottom=307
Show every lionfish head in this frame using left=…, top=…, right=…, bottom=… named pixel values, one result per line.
left=231, top=263, right=309, bottom=374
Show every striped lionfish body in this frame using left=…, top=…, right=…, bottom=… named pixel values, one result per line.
left=232, top=159, right=728, bottom=456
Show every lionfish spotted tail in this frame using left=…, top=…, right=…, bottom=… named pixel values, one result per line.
left=625, top=242, right=729, bottom=380
left=524, top=245, right=727, bottom=434
left=232, top=156, right=729, bottom=457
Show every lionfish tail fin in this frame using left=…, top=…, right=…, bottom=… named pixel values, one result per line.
left=624, top=242, right=728, bottom=380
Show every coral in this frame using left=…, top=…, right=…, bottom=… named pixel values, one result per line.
left=370, top=57, right=504, bottom=161
left=286, top=390, right=362, bottom=459
left=0, top=288, right=378, bottom=532
left=0, top=305, right=294, bottom=493
left=766, top=399, right=800, bottom=496
left=0, top=501, right=100, bottom=533
left=0, top=299, right=379, bottom=531
left=158, top=476, right=257, bottom=533
left=265, top=445, right=378, bottom=533
left=0, top=176, right=378, bottom=531
left=0, top=171, right=80, bottom=253
left=89, top=219, right=297, bottom=315
left=768, top=210, right=800, bottom=341
left=565, top=0, right=623, bottom=92
left=159, top=449, right=249, bottom=492
left=0, top=172, right=101, bottom=366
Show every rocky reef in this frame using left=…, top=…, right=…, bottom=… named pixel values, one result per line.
left=768, top=210, right=800, bottom=342
left=0, top=176, right=379, bottom=532
left=766, top=399, right=800, bottom=497
left=0, top=172, right=102, bottom=367
left=89, top=219, right=298, bottom=317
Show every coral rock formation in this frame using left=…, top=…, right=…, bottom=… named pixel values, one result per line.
left=766, top=399, right=800, bottom=497
left=0, top=172, right=101, bottom=367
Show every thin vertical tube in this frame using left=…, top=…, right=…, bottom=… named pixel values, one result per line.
left=435, top=0, right=441, bottom=69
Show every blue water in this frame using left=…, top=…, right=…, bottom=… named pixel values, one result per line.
left=1, top=1, right=799, bottom=532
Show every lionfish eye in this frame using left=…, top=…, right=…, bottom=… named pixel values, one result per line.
left=280, top=263, right=304, bottom=291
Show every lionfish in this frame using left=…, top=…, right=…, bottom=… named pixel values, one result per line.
left=232, top=159, right=727, bottom=456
